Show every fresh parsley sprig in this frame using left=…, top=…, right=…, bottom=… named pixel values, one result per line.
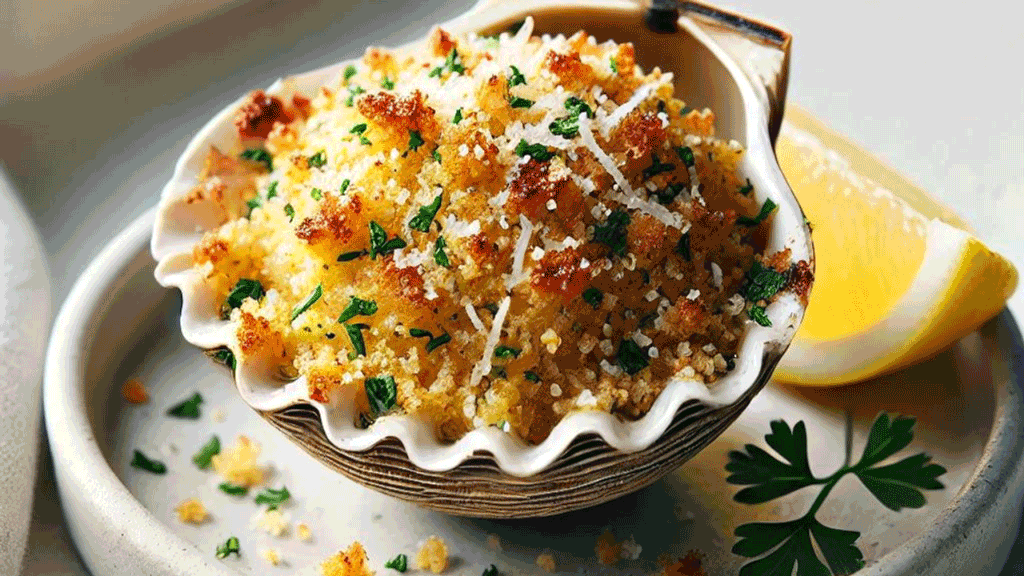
left=727, top=413, right=946, bottom=576
left=254, top=486, right=291, bottom=510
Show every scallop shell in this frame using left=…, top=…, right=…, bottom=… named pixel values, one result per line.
left=151, top=0, right=812, bottom=518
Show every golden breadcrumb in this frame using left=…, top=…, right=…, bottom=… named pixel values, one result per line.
left=121, top=378, right=148, bottom=404
left=297, top=523, right=313, bottom=542
left=174, top=498, right=208, bottom=524
left=595, top=529, right=623, bottom=565
left=536, top=552, right=556, bottom=573
left=322, top=542, right=373, bottom=576
left=211, top=435, right=265, bottom=487
left=256, top=508, right=290, bottom=537
left=415, top=535, right=449, bottom=574
left=660, top=550, right=707, bottom=576
left=262, top=548, right=282, bottom=566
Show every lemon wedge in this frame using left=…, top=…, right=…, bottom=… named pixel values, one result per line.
left=773, top=106, right=1018, bottom=386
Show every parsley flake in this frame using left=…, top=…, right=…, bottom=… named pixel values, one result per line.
left=676, top=232, right=691, bottom=261
left=482, top=566, right=498, bottom=576
left=409, top=194, right=442, bottom=232
left=739, top=179, right=754, bottom=196
left=593, top=210, right=630, bottom=255
left=167, top=392, right=203, bottom=419
left=565, top=96, right=594, bottom=118
left=307, top=150, right=327, bottom=169
left=345, top=323, right=369, bottom=359
left=311, top=187, right=323, bottom=201
left=343, top=65, right=358, bottom=82
left=365, top=375, right=397, bottom=416
left=429, top=48, right=465, bottom=78
left=433, top=236, right=450, bottom=267
left=344, top=85, right=366, bottom=106
left=642, top=153, right=675, bottom=180
left=340, top=179, right=351, bottom=194
left=368, top=221, right=407, bottom=259
left=675, top=146, right=695, bottom=167
left=215, top=536, right=240, bottom=559
left=740, top=261, right=787, bottom=314
left=206, top=347, right=236, bottom=371
left=508, top=65, right=526, bottom=86
left=350, top=123, right=367, bottom=134
left=453, top=108, right=463, bottom=124
left=385, top=554, right=409, bottom=572
left=514, top=139, right=554, bottom=161
left=524, top=371, right=541, bottom=383
left=359, top=135, right=372, bottom=146
left=616, top=339, right=649, bottom=375
left=226, top=278, right=264, bottom=311
left=737, top=198, right=778, bottom=227
left=656, top=182, right=685, bottom=205
left=291, top=284, right=323, bottom=321
left=245, top=197, right=262, bottom=217
left=748, top=305, right=771, bottom=327
left=408, top=130, right=425, bottom=151
left=254, top=486, right=291, bottom=509
left=494, top=345, right=521, bottom=359
left=409, top=328, right=451, bottom=353
left=240, top=148, right=272, bottom=172
left=432, top=148, right=442, bottom=163
left=509, top=96, right=534, bottom=109
left=192, top=435, right=220, bottom=469
left=337, top=296, right=377, bottom=323
left=284, top=203, right=295, bottom=221
left=130, top=450, right=167, bottom=474
left=218, top=483, right=248, bottom=496
left=382, top=76, right=395, bottom=90
left=582, top=287, right=603, bottom=308
left=609, top=57, right=619, bottom=73
left=266, top=181, right=278, bottom=199
left=548, top=116, right=579, bottom=138
left=337, top=250, right=366, bottom=262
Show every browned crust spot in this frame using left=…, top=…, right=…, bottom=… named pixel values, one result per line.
left=786, top=259, right=813, bottom=306
left=234, top=90, right=293, bottom=140
left=507, top=159, right=568, bottom=219
left=428, top=27, right=457, bottom=57
left=357, top=90, right=438, bottom=138
left=618, top=111, right=666, bottom=160
left=531, top=247, right=589, bottom=301
left=295, top=195, right=361, bottom=245
left=193, top=237, right=229, bottom=265
left=238, top=312, right=271, bottom=353
left=544, top=51, right=595, bottom=90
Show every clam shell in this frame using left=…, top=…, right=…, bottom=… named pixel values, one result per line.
left=152, top=0, right=812, bottom=517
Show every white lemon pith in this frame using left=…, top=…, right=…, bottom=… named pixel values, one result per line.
left=774, top=107, right=1018, bottom=386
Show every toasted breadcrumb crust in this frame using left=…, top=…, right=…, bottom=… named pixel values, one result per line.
left=188, top=19, right=801, bottom=443
left=174, top=498, right=209, bottom=524
left=415, top=536, right=449, bottom=574
left=322, top=542, right=373, bottom=576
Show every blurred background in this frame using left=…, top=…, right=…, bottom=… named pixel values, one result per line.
left=2, top=0, right=1021, bottom=573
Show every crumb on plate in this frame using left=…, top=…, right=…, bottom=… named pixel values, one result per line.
left=174, top=498, right=209, bottom=524
left=322, top=542, right=373, bottom=576
left=262, top=548, right=282, bottom=566
left=297, top=523, right=313, bottom=542
left=122, top=378, right=148, bottom=404
left=255, top=508, right=290, bottom=537
left=536, top=552, right=556, bottom=573
left=416, top=535, right=449, bottom=574
left=212, top=435, right=265, bottom=487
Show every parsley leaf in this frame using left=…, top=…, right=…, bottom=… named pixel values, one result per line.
left=514, top=139, right=554, bottom=161
left=130, top=450, right=167, bottom=474
left=582, top=287, right=602, bottom=308
left=167, top=392, right=203, bottom=419
left=430, top=49, right=465, bottom=78
left=675, top=146, right=695, bottom=167
left=254, top=486, right=291, bottom=509
left=409, top=328, right=450, bottom=352
left=291, top=284, right=323, bottom=321
left=494, top=345, right=521, bottom=359
left=740, top=261, right=787, bottom=304
left=656, top=182, right=685, bottom=205
left=382, top=76, right=395, bottom=90
left=338, top=296, right=378, bottom=323
left=748, top=306, right=771, bottom=327
left=433, top=236, right=450, bottom=267
left=565, top=96, right=594, bottom=118
left=192, top=435, right=220, bottom=469
left=284, top=203, right=295, bottom=221
left=409, top=194, right=442, bottom=232
left=344, top=85, right=366, bottom=106
left=432, top=149, right=442, bottom=163
left=385, top=554, right=409, bottom=572
left=609, top=56, right=619, bottom=73
left=311, top=187, right=323, bottom=201
left=482, top=565, right=498, bottom=576
left=453, top=108, right=463, bottom=124
left=508, top=65, right=526, bottom=86
left=343, top=65, right=358, bottom=82
left=240, top=148, right=273, bottom=171
left=365, top=375, right=397, bottom=416
left=593, top=210, right=630, bottom=255
left=408, top=130, right=425, bottom=151
left=266, top=181, right=278, bottom=199
left=616, top=338, right=648, bottom=375
left=216, top=536, right=240, bottom=559
left=509, top=96, right=534, bottom=109
left=219, top=482, right=248, bottom=496
left=642, top=153, right=675, bottom=180
left=340, top=179, right=351, bottom=194
left=524, top=371, right=540, bottom=383
left=206, top=347, right=236, bottom=371
left=739, top=179, right=754, bottom=196
left=345, top=323, right=369, bottom=359
left=368, top=221, right=407, bottom=259
left=737, top=199, right=777, bottom=227
left=246, top=197, right=262, bottom=217
left=549, top=116, right=580, bottom=138
left=307, top=150, right=327, bottom=169
left=226, top=278, right=264, bottom=310
left=337, top=250, right=366, bottom=262
left=726, top=421, right=817, bottom=504
left=350, top=123, right=367, bottom=134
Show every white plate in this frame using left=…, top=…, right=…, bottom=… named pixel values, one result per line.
left=44, top=208, right=1024, bottom=575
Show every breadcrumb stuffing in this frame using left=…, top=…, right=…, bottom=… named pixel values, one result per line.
left=121, top=378, right=148, bottom=404
left=174, top=498, right=208, bottom=524
left=415, top=535, right=449, bottom=574
left=322, top=542, right=373, bottom=576
left=212, top=436, right=265, bottom=487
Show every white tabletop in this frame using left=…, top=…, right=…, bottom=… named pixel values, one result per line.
left=3, top=0, right=1020, bottom=573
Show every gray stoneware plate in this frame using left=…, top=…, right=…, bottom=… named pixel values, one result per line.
left=43, top=206, right=1024, bottom=575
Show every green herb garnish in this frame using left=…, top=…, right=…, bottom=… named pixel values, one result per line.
left=337, top=296, right=378, bottom=323
left=266, top=181, right=278, bottom=199
left=246, top=197, right=262, bottom=217
left=207, top=347, right=236, bottom=371
left=167, top=392, right=203, bottom=419
left=548, top=116, right=579, bottom=138
left=453, top=108, right=463, bottom=124
left=345, top=323, right=369, bottom=359
left=192, top=435, right=220, bottom=469
left=676, top=232, right=691, bottom=261
left=482, top=565, right=498, bottom=576
left=382, top=76, right=395, bottom=90
left=737, top=198, right=777, bottom=227
left=408, top=328, right=450, bottom=353
left=254, top=486, right=291, bottom=509
left=524, top=371, right=540, bottom=383
left=642, top=153, right=675, bottom=180
left=368, top=221, right=407, bottom=259
left=739, top=179, right=754, bottom=196
left=409, top=194, right=442, bottom=232
left=655, top=182, right=685, bottom=205
left=240, top=148, right=273, bottom=171
left=675, top=146, right=695, bottom=167
left=350, top=123, right=367, bottom=134
left=408, top=130, right=424, bottom=151
left=514, top=139, right=554, bottom=161
left=340, top=179, right=351, bottom=194
left=307, top=150, right=327, bottom=169
left=311, top=187, right=323, bottom=200
left=494, top=345, right=521, bottom=359
left=739, top=261, right=786, bottom=328
left=582, top=287, right=603, bottom=308
left=226, top=278, right=264, bottom=311
left=337, top=250, right=366, bottom=262
left=593, top=210, right=630, bottom=256
left=365, top=375, right=397, bottom=416
left=616, top=339, right=648, bottom=375
left=566, top=96, right=594, bottom=118
left=432, top=149, right=442, bottom=163
left=609, top=57, right=619, bottom=73
left=508, top=65, right=526, bottom=86
left=284, top=203, right=295, bottom=221
left=385, top=554, right=409, bottom=572
left=509, top=96, right=534, bottom=109
left=130, top=450, right=167, bottom=474
left=748, top=306, right=771, bottom=327
left=359, top=135, right=372, bottom=146
left=429, top=48, right=466, bottom=78
left=728, top=413, right=945, bottom=576
left=291, top=284, right=323, bottom=321
left=215, top=536, right=240, bottom=559
left=433, top=236, right=450, bottom=267
left=218, top=483, right=248, bottom=496
left=343, top=65, right=358, bottom=82
left=344, top=85, right=366, bottom=106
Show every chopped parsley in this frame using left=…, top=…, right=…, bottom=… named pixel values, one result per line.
left=192, top=435, right=220, bottom=469
left=409, top=328, right=451, bottom=352
left=344, top=85, right=366, bottom=106
left=675, top=146, right=695, bottom=167
left=737, top=198, right=777, bottom=227
left=240, top=148, right=272, bottom=171
left=453, top=108, right=463, bottom=124
left=593, top=209, right=630, bottom=255
left=508, top=65, right=526, bottom=86
left=429, top=48, right=466, bottom=78
left=409, top=194, right=442, bottom=232
left=482, top=566, right=498, bottom=576
left=642, top=153, right=675, bottom=180
left=433, top=236, right=450, bottom=267
left=616, top=339, right=649, bottom=375
left=739, top=261, right=787, bottom=327
left=676, top=232, right=691, bottom=260
left=343, top=64, right=358, bottom=82
left=337, top=296, right=378, bottom=323
left=130, top=450, right=167, bottom=474
left=432, top=148, right=442, bottom=163
left=307, top=150, right=327, bottom=169
left=254, top=486, right=291, bottom=509
left=340, top=179, right=351, bottom=194
left=337, top=250, right=366, bottom=262
left=656, top=182, right=685, bottom=205
left=368, top=221, right=407, bottom=259
left=291, top=284, right=323, bottom=321
left=509, top=96, right=534, bottom=108
left=739, top=178, right=754, bottom=196
left=207, top=347, right=236, bottom=371
left=565, top=96, right=594, bottom=118
left=494, top=345, right=521, bottom=359
left=359, top=135, right=372, bottom=146
left=748, top=306, right=771, bottom=327
left=365, top=375, right=397, bottom=416
left=350, top=123, right=368, bottom=134
left=218, top=483, right=248, bottom=496
left=524, top=371, right=541, bottom=383
left=284, top=203, right=295, bottom=221
left=226, top=278, right=264, bottom=311
left=382, top=76, right=395, bottom=89
left=548, top=97, right=595, bottom=138
left=408, top=130, right=425, bottom=151
left=345, top=323, right=369, bottom=358
left=245, top=197, right=262, bottom=217
left=514, top=139, right=554, bottom=161
left=215, top=536, right=240, bottom=559
left=167, top=392, right=203, bottom=419
left=582, top=287, right=603, bottom=308
left=385, top=554, right=409, bottom=572
left=266, top=181, right=278, bottom=199
left=310, top=187, right=323, bottom=201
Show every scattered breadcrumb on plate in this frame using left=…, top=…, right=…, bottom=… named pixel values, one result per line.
left=595, top=529, right=623, bottom=565
left=659, top=550, right=706, bottom=576
left=212, top=435, right=265, bottom=487
left=254, top=508, right=290, bottom=537
left=174, top=498, right=209, bottom=524
left=322, top=542, right=373, bottom=576
left=262, top=548, right=282, bottom=566
left=416, top=535, right=449, bottom=574
left=536, top=552, right=556, bottom=573
left=121, top=378, right=148, bottom=404
left=297, top=523, right=313, bottom=542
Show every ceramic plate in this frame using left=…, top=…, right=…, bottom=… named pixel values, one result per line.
left=44, top=207, right=1024, bottom=575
